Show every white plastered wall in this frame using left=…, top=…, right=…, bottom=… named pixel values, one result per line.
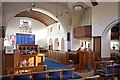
left=2, top=2, right=81, bottom=51
left=47, top=23, right=67, bottom=51
left=5, top=17, right=47, bottom=48
left=92, top=2, right=118, bottom=58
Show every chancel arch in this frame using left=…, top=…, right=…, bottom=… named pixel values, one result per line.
left=101, top=19, right=120, bottom=58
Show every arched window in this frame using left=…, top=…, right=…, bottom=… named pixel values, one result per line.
left=20, top=19, right=32, bottom=33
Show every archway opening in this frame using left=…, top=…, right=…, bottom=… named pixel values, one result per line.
left=49, top=39, right=53, bottom=50
left=54, top=38, right=59, bottom=50
left=102, top=19, right=120, bottom=58
left=110, top=23, right=119, bottom=50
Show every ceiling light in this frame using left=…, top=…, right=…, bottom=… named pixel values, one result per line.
left=74, top=5, right=83, bottom=11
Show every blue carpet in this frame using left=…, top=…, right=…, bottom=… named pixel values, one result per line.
left=44, top=58, right=82, bottom=79
left=44, top=58, right=71, bottom=70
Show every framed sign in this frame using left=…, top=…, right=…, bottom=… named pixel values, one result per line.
left=5, top=46, right=14, bottom=54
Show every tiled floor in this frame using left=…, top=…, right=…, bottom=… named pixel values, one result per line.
left=74, top=70, right=94, bottom=77
left=74, top=70, right=120, bottom=80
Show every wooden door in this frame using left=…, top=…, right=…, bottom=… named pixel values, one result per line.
left=93, top=36, right=101, bottom=61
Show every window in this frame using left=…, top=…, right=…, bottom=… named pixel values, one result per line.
left=50, top=27, right=52, bottom=32
left=58, top=24, right=60, bottom=30
left=20, top=19, right=32, bottom=33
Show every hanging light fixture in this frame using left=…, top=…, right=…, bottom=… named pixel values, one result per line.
left=74, top=4, right=83, bottom=11
left=65, top=2, right=69, bottom=13
left=27, top=2, right=36, bottom=12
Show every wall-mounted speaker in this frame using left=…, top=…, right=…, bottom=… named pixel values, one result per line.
left=67, top=32, right=70, bottom=41
left=0, top=26, right=5, bottom=38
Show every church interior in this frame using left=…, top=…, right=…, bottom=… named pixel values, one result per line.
left=0, top=1, right=120, bottom=80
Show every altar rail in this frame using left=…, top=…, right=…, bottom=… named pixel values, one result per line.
left=47, top=50, right=69, bottom=65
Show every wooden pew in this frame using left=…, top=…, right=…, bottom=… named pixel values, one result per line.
left=47, top=50, right=69, bottom=65
left=1, top=68, right=75, bottom=80
left=6, top=65, right=47, bottom=75
left=78, top=49, right=95, bottom=72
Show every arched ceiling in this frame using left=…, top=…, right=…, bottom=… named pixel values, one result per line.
left=15, top=10, right=57, bottom=26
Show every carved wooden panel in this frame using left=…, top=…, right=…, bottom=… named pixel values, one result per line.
left=74, top=25, right=92, bottom=39
left=85, top=26, right=92, bottom=38
left=74, top=27, right=85, bottom=39
left=47, top=50, right=69, bottom=65
left=78, top=50, right=95, bottom=72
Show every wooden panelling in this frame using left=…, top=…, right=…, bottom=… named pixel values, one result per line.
left=14, top=50, right=44, bottom=67
left=6, top=65, right=46, bottom=75
left=2, top=51, right=14, bottom=75
left=5, top=55, right=14, bottom=68
left=47, top=50, right=69, bottom=65
left=74, top=27, right=85, bottom=39
left=69, top=52, right=79, bottom=64
left=2, top=51, right=5, bottom=75
left=74, top=25, right=92, bottom=39
left=85, top=26, right=92, bottom=37
left=18, top=45, right=38, bottom=51
left=2, top=49, right=44, bottom=75
left=15, top=10, right=57, bottom=26
left=78, top=50, right=95, bottom=72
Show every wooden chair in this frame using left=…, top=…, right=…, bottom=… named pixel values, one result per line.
left=97, top=65, right=114, bottom=79
left=97, top=64, right=120, bottom=79
left=94, top=60, right=114, bottom=75
left=112, top=64, right=120, bottom=79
